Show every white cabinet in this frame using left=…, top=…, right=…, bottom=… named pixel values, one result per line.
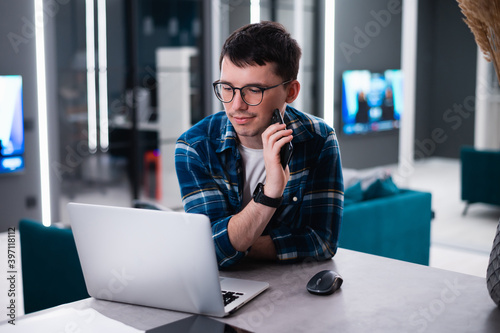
left=156, top=47, right=198, bottom=209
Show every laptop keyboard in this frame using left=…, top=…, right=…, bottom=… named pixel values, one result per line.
left=221, top=290, right=244, bottom=306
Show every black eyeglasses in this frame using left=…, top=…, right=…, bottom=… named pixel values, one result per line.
left=212, top=80, right=292, bottom=106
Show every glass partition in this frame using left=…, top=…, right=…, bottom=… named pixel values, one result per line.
left=55, top=0, right=321, bottom=217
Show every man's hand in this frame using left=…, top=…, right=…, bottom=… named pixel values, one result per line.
left=261, top=123, right=293, bottom=198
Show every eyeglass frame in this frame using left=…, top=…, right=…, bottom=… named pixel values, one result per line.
left=212, top=79, right=293, bottom=106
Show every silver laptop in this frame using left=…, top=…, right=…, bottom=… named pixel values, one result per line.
left=67, top=202, right=269, bottom=317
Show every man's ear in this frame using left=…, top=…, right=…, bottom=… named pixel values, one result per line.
left=285, top=80, right=301, bottom=103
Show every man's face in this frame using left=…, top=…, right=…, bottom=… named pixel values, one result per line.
left=219, top=57, right=289, bottom=148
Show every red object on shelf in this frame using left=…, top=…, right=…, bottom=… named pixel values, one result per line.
left=143, top=149, right=161, bottom=200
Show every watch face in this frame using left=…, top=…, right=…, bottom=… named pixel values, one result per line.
left=253, top=183, right=263, bottom=198
left=253, top=183, right=264, bottom=202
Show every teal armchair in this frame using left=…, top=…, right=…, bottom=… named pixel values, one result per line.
left=461, top=146, right=500, bottom=215
left=19, top=219, right=89, bottom=314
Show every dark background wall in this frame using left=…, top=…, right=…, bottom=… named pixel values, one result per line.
left=334, top=0, right=403, bottom=169
left=0, top=1, right=60, bottom=231
left=415, top=0, right=476, bottom=159
left=335, top=0, right=476, bottom=169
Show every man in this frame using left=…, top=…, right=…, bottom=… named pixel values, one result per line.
left=175, top=21, right=343, bottom=268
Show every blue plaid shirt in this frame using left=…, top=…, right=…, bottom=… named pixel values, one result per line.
left=175, top=106, right=344, bottom=267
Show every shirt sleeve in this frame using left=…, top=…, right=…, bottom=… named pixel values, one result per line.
left=175, top=139, right=246, bottom=268
left=269, top=130, right=344, bottom=262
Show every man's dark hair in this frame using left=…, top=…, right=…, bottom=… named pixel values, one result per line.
left=219, top=21, right=302, bottom=81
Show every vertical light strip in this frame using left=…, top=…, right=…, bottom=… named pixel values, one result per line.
left=86, top=0, right=98, bottom=153
left=250, top=0, right=260, bottom=24
left=293, top=0, right=304, bottom=112
left=398, top=0, right=418, bottom=181
left=323, top=0, right=335, bottom=127
left=212, top=0, right=223, bottom=114
left=34, top=0, right=52, bottom=226
left=97, top=0, right=109, bottom=151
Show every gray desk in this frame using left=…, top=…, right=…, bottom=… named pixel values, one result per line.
left=6, top=249, right=500, bottom=332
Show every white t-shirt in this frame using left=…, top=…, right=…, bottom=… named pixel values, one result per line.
left=238, top=144, right=266, bottom=208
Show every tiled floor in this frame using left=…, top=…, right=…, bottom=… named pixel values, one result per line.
left=1, top=157, right=499, bottom=318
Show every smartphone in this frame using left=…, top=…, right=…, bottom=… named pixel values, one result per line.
left=271, top=109, right=293, bottom=169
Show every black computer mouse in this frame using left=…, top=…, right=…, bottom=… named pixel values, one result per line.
left=306, top=270, right=343, bottom=295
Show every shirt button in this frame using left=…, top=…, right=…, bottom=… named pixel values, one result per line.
left=293, top=197, right=298, bottom=202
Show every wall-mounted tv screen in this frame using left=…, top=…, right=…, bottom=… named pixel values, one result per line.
left=341, top=69, right=403, bottom=135
left=0, top=75, right=25, bottom=175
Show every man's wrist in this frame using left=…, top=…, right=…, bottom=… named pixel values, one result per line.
left=262, top=183, right=282, bottom=199
left=252, top=183, right=282, bottom=208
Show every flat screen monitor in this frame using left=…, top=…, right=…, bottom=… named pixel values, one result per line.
left=0, top=75, right=25, bottom=175
left=341, top=69, right=403, bottom=135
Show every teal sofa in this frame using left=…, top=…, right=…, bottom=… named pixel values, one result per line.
left=339, top=181, right=433, bottom=265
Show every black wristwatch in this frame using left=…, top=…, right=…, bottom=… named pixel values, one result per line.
left=252, top=183, right=283, bottom=208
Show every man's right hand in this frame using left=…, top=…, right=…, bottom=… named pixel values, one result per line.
left=261, top=123, right=293, bottom=198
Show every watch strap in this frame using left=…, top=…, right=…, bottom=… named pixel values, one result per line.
left=253, top=183, right=282, bottom=208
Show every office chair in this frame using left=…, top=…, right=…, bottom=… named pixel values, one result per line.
left=19, top=219, right=89, bottom=314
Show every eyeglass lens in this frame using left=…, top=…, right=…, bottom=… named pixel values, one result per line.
left=214, top=83, right=263, bottom=106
